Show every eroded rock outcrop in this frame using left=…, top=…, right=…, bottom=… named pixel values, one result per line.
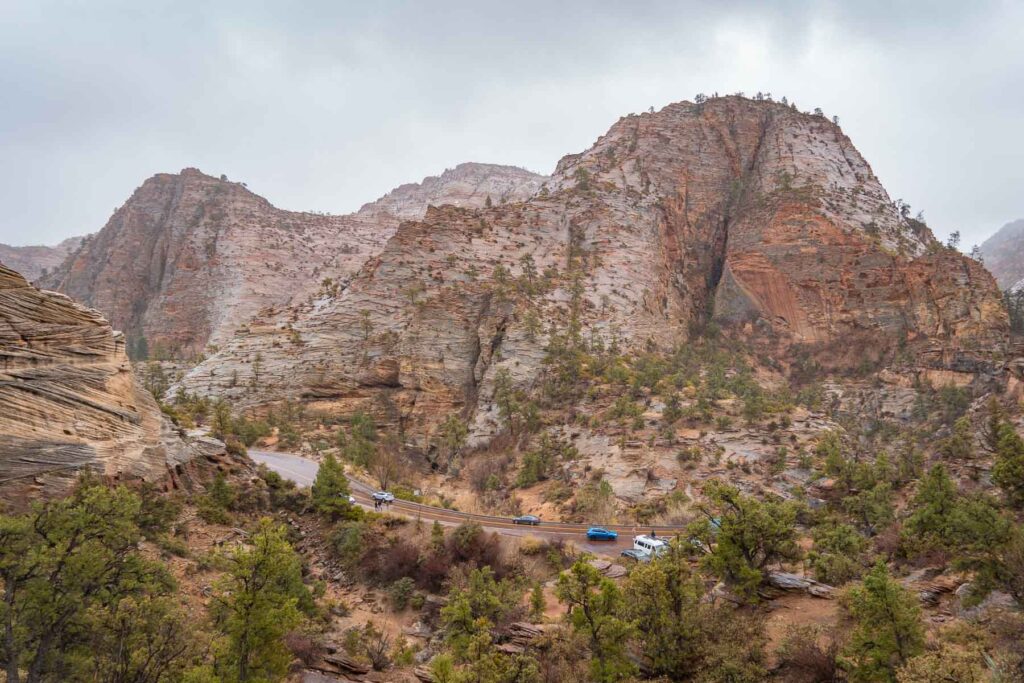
left=0, top=264, right=204, bottom=500
left=177, top=97, right=1007, bottom=444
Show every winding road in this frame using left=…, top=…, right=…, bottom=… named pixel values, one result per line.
left=249, top=449, right=688, bottom=554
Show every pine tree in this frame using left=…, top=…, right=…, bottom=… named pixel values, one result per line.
left=529, top=582, right=546, bottom=621
left=843, top=562, right=924, bottom=682
left=0, top=478, right=197, bottom=683
left=556, top=559, right=636, bottom=682
left=437, top=413, right=468, bottom=469
left=902, top=464, right=959, bottom=549
left=311, top=452, right=353, bottom=518
left=691, top=480, right=802, bottom=600
left=211, top=519, right=311, bottom=682
left=993, top=422, right=1024, bottom=507
left=625, top=545, right=710, bottom=677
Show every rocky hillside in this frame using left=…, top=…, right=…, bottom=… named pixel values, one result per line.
left=41, top=165, right=546, bottom=359
left=0, top=235, right=85, bottom=282
left=357, top=162, right=546, bottom=219
left=0, top=264, right=215, bottom=500
left=980, top=218, right=1024, bottom=289
left=176, top=97, right=1007, bottom=442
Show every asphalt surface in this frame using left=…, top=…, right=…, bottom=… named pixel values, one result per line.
left=249, top=449, right=688, bottom=554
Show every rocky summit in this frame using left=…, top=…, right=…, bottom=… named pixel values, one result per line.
left=0, top=264, right=218, bottom=500
left=41, top=164, right=546, bottom=359
left=176, top=97, right=1007, bottom=442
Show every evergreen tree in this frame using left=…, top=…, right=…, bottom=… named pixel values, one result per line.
left=808, top=518, right=870, bottom=585
left=842, top=562, right=924, bottom=682
left=939, top=415, right=976, bottom=464
left=311, top=452, right=354, bottom=518
left=529, top=583, right=546, bottom=621
left=0, top=478, right=195, bottom=683
left=901, top=464, right=959, bottom=553
left=211, top=519, right=311, bottom=682
left=691, top=480, right=802, bottom=600
left=624, top=543, right=766, bottom=680
left=441, top=567, right=523, bottom=656
left=437, top=413, right=468, bottom=470
left=493, top=368, right=521, bottom=436
left=993, top=422, right=1024, bottom=507
left=556, top=559, right=636, bottom=682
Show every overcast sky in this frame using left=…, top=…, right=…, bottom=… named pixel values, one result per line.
left=1, top=1, right=1021, bottom=247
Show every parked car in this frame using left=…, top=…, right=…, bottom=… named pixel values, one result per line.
left=512, top=514, right=541, bottom=526
left=586, top=526, right=618, bottom=541
left=372, top=491, right=395, bottom=502
left=348, top=495, right=357, bottom=505
left=633, top=534, right=669, bottom=557
left=620, top=548, right=651, bottom=563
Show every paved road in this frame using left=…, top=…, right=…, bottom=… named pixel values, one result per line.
left=249, top=449, right=687, bottom=554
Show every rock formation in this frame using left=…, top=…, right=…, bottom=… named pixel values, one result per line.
left=0, top=235, right=85, bottom=282
left=177, top=97, right=1007, bottom=443
left=41, top=165, right=546, bottom=358
left=357, top=162, right=547, bottom=220
left=979, top=218, right=1024, bottom=289
left=0, top=264, right=208, bottom=500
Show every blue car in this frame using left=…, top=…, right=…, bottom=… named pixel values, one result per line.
left=586, top=526, right=618, bottom=541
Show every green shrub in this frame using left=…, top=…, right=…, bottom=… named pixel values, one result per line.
left=389, top=577, right=416, bottom=610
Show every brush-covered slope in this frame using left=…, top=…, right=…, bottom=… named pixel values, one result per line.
left=177, top=97, right=1007, bottom=441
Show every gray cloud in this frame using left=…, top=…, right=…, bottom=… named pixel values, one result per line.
left=1, top=0, right=1021, bottom=247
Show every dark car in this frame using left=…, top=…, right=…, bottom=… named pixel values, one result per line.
left=587, top=526, right=619, bottom=541
left=620, top=549, right=650, bottom=563
left=512, top=515, right=541, bottom=526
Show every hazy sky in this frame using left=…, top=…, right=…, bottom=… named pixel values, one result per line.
left=1, top=1, right=1021, bottom=247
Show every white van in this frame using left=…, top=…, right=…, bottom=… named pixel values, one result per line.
left=633, top=535, right=669, bottom=557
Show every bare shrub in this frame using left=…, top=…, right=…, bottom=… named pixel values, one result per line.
left=283, top=631, right=323, bottom=666
left=775, top=625, right=841, bottom=683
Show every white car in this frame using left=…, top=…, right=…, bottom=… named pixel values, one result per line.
left=348, top=495, right=357, bottom=505
left=633, top=534, right=669, bottom=557
left=372, top=491, right=395, bottom=503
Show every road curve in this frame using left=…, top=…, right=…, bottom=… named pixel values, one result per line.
left=249, top=449, right=688, bottom=554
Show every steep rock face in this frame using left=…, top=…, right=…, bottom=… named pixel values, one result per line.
left=41, top=169, right=391, bottom=357
left=0, top=236, right=85, bottom=282
left=357, top=163, right=547, bottom=220
left=42, top=165, right=547, bottom=358
left=979, top=218, right=1024, bottom=289
left=0, top=264, right=202, bottom=500
left=178, top=97, right=1007, bottom=442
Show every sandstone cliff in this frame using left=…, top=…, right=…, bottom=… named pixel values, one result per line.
left=41, top=165, right=547, bottom=358
left=0, top=264, right=209, bottom=500
left=0, top=235, right=85, bottom=282
left=980, top=218, right=1024, bottom=290
left=177, top=97, right=1007, bottom=443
